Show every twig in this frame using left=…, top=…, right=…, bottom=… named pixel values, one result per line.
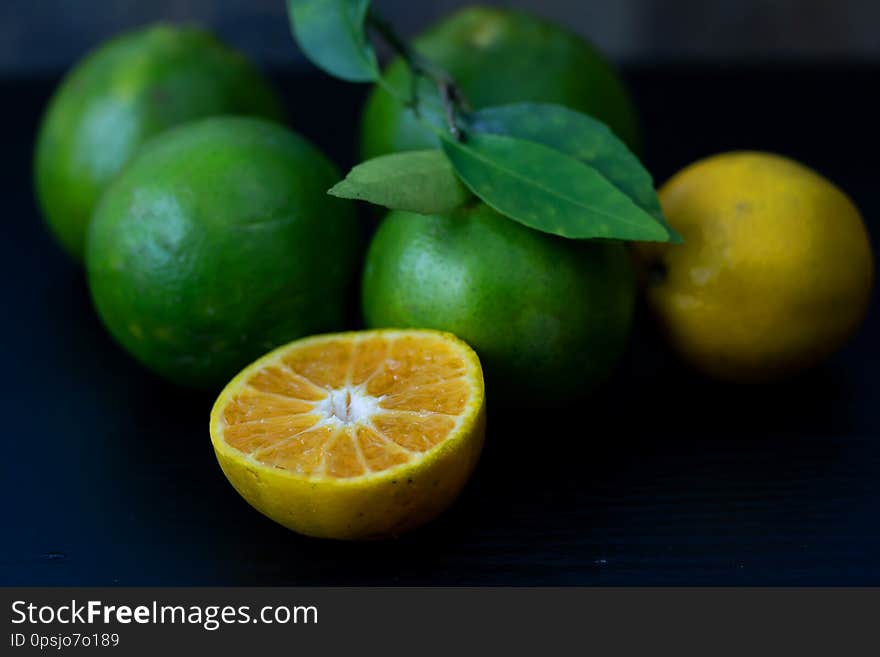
left=366, top=11, right=467, bottom=140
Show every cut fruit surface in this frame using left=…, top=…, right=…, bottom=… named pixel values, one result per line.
left=210, top=329, right=486, bottom=540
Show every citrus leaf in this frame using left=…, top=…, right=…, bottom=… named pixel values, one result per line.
left=440, top=132, right=674, bottom=242
left=329, top=150, right=471, bottom=214
left=287, top=0, right=379, bottom=82
left=467, top=103, right=681, bottom=242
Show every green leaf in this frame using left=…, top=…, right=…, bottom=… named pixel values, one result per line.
left=329, top=150, right=471, bottom=214
left=467, top=103, right=681, bottom=242
left=287, top=0, right=379, bottom=82
left=440, top=132, right=674, bottom=242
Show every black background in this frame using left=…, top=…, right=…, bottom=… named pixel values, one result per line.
left=3, top=62, right=878, bottom=585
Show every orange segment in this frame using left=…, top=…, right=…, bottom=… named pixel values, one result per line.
left=248, top=365, right=326, bottom=401
left=254, top=425, right=336, bottom=474
left=223, top=389, right=316, bottom=425
left=282, top=338, right=354, bottom=389
left=378, top=379, right=470, bottom=414
left=224, top=414, right=321, bottom=453
left=212, top=330, right=483, bottom=480
left=365, top=335, right=469, bottom=396
left=372, top=412, right=456, bottom=452
left=324, top=428, right=367, bottom=478
left=354, top=426, right=411, bottom=471
left=350, top=335, right=390, bottom=385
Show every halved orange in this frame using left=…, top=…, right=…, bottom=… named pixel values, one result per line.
left=210, top=329, right=486, bottom=539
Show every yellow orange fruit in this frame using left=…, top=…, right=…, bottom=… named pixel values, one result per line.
left=210, top=329, right=486, bottom=539
left=634, top=152, right=873, bottom=382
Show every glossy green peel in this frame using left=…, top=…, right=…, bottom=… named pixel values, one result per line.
left=360, top=6, right=641, bottom=161
left=87, top=117, right=358, bottom=389
left=34, top=24, right=283, bottom=262
left=362, top=204, right=636, bottom=404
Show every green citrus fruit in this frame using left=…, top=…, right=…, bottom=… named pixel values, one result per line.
left=86, top=117, right=358, bottom=390
left=35, top=24, right=283, bottom=262
left=360, top=6, right=640, bottom=161
left=361, top=205, right=636, bottom=404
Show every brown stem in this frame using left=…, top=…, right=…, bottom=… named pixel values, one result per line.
left=366, top=11, right=467, bottom=140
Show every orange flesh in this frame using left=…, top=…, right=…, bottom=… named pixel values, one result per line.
left=219, top=334, right=473, bottom=479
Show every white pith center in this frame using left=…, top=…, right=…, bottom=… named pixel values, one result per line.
left=316, top=386, right=382, bottom=427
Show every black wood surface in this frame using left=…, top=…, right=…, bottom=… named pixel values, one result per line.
left=3, top=67, right=879, bottom=585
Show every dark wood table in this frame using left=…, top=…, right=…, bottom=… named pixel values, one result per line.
left=3, top=66, right=878, bottom=585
